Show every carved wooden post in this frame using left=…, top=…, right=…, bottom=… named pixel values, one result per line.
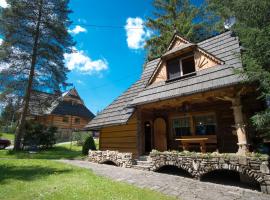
left=231, top=96, right=249, bottom=155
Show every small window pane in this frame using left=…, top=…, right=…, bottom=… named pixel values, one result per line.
left=172, top=117, right=191, bottom=136
left=63, top=117, right=69, bottom=123
left=182, top=56, right=195, bottom=75
left=194, top=115, right=216, bottom=135
left=75, top=118, right=80, bottom=124
left=167, top=58, right=180, bottom=80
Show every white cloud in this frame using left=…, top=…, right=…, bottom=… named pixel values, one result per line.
left=125, top=17, right=152, bottom=50
left=76, top=80, right=85, bottom=85
left=64, top=48, right=108, bottom=75
left=0, top=0, right=8, bottom=8
left=78, top=18, right=87, bottom=23
left=0, top=38, right=3, bottom=45
left=68, top=25, right=87, bottom=35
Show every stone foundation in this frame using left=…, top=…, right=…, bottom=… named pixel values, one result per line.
left=149, top=151, right=270, bottom=193
left=88, top=150, right=270, bottom=194
left=88, top=150, right=133, bottom=168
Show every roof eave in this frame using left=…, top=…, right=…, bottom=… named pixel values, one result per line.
left=130, top=81, right=243, bottom=107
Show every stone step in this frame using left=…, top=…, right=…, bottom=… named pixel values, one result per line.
left=132, top=164, right=151, bottom=171
left=136, top=160, right=152, bottom=166
left=138, top=155, right=150, bottom=161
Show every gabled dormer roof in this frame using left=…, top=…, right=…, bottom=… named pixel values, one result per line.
left=166, top=33, right=191, bottom=51
left=147, top=33, right=225, bottom=85
left=86, top=31, right=243, bottom=130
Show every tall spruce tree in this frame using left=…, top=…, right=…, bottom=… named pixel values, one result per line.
left=0, top=99, right=19, bottom=128
left=145, top=0, right=218, bottom=60
left=0, top=0, right=74, bottom=150
left=208, top=0, right=270, bottom=140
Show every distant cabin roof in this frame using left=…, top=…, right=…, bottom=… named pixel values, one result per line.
left=28, top=88, right=95, bottom=120
left=86, top=31, right=243, bottom=130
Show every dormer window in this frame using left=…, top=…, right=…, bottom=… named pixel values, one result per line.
left=166, top=54, right=196, bottom=81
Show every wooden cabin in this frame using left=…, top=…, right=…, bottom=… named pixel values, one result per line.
left=85, top=31, right=265, bottom=157
left=27, top=88, right=95, bottom=137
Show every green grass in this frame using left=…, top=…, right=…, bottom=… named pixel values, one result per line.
left=0, top=142, right=84, bottom=160
left=0, top=132, right=15, bottom=141
left=0, top=159, right=175, bottom=200
left=94, top=138, right=99, bottom=149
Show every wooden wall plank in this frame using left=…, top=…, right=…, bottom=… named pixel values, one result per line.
left=99, top=115, right=138, bottom=157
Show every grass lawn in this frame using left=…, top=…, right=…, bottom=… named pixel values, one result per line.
left=0, top=132, right=15, bottom=142
left=0, top=142, right=84, bottom=160
left=94, top=138, right=99, bottom=149
left=0, top=159, right=175, bottom=200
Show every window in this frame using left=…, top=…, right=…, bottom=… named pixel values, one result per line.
left=62, top=116, right=69, bottom=123
left=74, top=118, right=80, bottom=124
left=182, top=56, right=195, bottom=75
left=167, top=58, right=181, bottom=80
left=172, top=117, right=191, bottom=136
left=194, top=115, right=216, bottom=135
left=166, top=55, right=196, bottom=80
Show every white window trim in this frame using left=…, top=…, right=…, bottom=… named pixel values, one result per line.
left=178, top=55, right=194, bottom=76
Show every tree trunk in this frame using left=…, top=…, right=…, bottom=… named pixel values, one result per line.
left=13, top=0, right=43, bottom=151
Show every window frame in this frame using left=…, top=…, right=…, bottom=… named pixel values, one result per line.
left=171, top=116, right=192, bottom=137
left=193, top=114, right=217, bottom=136
left=62, top=116, right=69, bottom=123
left=74, top=117, right=80, bottom=124
left=170, top=112, right=217, bottom=138
left=166, top=54, right=196, bottom=81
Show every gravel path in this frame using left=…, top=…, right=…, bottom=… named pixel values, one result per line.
left=59, top=159, right=270, bottom=200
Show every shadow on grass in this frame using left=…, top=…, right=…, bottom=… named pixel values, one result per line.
left=3, top=146, right=83, bottom=160
left=0, top=164, right=72, bottom=184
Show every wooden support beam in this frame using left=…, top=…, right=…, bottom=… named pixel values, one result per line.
left=136, top=109, right=143, bottom=157
left=231, top=96, right=249, bottom=155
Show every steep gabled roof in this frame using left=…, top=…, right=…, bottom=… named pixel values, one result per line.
left=86, top=31, right=243, bottom=130
left=51, top=101, right=95, bottom=119
left=28, top=88, right=95, bottom=120
left=28, top=91, right=58, bottom=116
left=130, top=31, right=242, bottom=106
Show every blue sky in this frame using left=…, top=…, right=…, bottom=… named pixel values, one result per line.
left=65, top=0, right=155, bottom=114
left=0, top=0, right=204, bottom=114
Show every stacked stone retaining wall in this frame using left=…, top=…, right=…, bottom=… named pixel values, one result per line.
left=88, top=150, right=270, bottom=194
left=88, top=150, right=133, bottom=168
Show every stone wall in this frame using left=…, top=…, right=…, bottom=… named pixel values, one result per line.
left=88, top=150, right=270, bottom=194
left=149, top=151, right=270, bottom=194
left=88, top=150, right=133, bottom=168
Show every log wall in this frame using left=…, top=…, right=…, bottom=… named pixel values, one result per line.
left=36, top=115, right=89, bottom=130
left=99, top=115, right=138, bottom=157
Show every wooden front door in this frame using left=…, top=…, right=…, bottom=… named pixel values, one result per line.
left=154, top=118, right=167, bottom=151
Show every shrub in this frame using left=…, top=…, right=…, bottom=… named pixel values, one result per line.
left=82, top=136, right=96, bottom=155
left=73, top=131, right=89, bottom=146
left=23, top=121, right=57, bottom=149
left=39, top=126, right=57, bottom=148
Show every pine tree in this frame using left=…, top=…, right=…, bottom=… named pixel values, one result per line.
left=145, top=0, right=218, bottom=60
left=0, top=99, right=19, bottom=128
left=0, top=0, right=74, bottom=150
left=208, top=0, right=270, bottom=139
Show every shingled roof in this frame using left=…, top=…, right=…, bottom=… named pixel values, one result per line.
left=28, top=89, right=95, bottom=120
left=86, top=31, right=243, bottom=130
left=28, top=91, right=58, bottom=116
